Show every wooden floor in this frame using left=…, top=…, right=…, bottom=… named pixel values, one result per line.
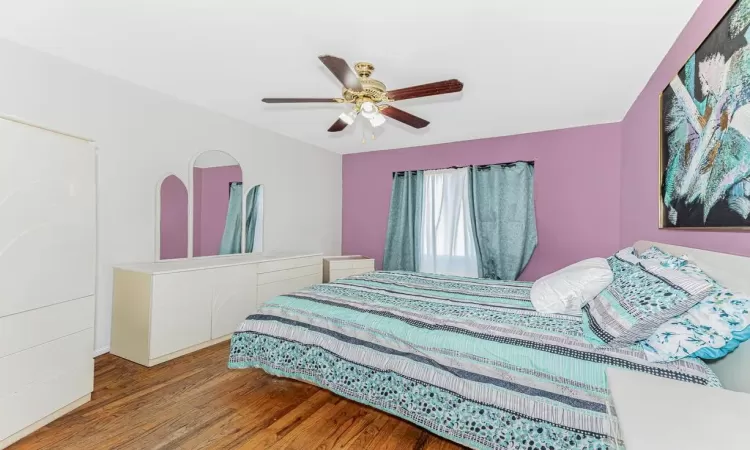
left=10, top=342, right=465, bottom=450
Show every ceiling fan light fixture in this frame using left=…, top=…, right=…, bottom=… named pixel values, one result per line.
left=360, top=101, right=377, bottom=119
left=369, top=113, right=386, bottom=127
left=338, top=111, right=357, bottom=125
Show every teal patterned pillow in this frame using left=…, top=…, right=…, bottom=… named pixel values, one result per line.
left=637, top=246, right=750, bottom=362
left=638, top=246, right=688, bottom=269
left=637, top=245, right=671, bottom=260
left=582, top=248, right=714, bottom=347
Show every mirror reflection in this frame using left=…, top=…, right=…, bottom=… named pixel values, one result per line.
left=192, top=151, right=243, bottom=257
left=159, top=175, right=188, bottom=260
left=245, top=185, right=264, bottom=253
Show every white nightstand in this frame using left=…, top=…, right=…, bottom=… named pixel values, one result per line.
left=323, top=256, right=375, bottom=283
left=607, top=368, right=750, bottom=450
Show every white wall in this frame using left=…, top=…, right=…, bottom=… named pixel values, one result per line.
left=193, top=150, right=240, bottom=168
left=0, top=38, right=342, bottom=354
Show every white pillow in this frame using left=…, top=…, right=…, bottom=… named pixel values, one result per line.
left=530, top=258, right=613, bottom=315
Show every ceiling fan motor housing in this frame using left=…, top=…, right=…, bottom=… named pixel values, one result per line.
left=343, top=62, right=389, bottom=107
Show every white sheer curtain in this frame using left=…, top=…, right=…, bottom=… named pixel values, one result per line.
left=420, top=167, right=479, bottom=277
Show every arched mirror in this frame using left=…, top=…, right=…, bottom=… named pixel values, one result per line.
left=192, top=151, right=243, bottom=257
left=245, top=185, right=264, bottom=253
left=159, top=175, right=188, bottom=260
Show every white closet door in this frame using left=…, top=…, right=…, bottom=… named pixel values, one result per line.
left=0, top=118, right=95, bottom=317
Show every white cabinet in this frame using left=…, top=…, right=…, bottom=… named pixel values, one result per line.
left=209, top=264, right=257, bottom=339
left=111, top=252, right=322, bottom=367
left=150, top=270, right=213, bottom=359
left=257, top=255, right=324, bottom=304
left=323, top=256, right=375, bottom=283
left=0, top=296, right=94, bottom=359
left=0, top=117, right=95, bottom=448
left=0, top=120, right=95, bottom=318
left=0, top=329, right=94, bottom=444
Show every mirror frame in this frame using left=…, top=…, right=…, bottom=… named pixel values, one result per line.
left=154, top=149, right=267, bottom=262
left=155, top=150, right=265, bottom=262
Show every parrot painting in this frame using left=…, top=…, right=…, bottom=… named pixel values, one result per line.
left=662, top=0, right=750, bottom=227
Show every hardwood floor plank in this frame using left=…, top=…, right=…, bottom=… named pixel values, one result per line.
left=325, top=409, right=381, bottom=449
left=258, top=399, right=351, bottom=450
left=235, top=390, right=334, bottom=449
left=8, top=341, right=464, bottom=450
left=372, top=419, right=428, bottom=450
left=339, top=411, right=393, bottom=450
left=276, top=401, right=370, bottom=450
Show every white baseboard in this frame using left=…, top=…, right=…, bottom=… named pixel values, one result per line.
left=93, top=345, right=110, bottom=357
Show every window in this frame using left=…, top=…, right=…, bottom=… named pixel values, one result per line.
left=420, top=168, right=478, bottom=277
left=384, top=161, right=536, bottom=280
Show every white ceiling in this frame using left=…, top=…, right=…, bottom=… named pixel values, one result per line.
left=0, top=0, right=702, bottom=154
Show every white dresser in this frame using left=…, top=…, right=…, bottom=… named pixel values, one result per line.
left=111, top=252, right=322, bottom=367
left=0, top=118, right=96, bottom=448
left=323, top=256, right=375, bottom=283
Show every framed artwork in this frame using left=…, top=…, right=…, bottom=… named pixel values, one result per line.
left=660, top=0, right=750, bottom=230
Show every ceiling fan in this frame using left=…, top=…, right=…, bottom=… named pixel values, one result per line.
left=262, top=55, right=464, bottom=132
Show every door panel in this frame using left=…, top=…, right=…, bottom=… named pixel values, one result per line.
left=150, top=271, right=212, bottom=358
left=0, top=119, right=95, bottom=317
left=209, top=265, right=257, bottom=339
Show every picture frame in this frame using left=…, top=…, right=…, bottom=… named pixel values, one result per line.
left=659, top=0, right=750, bottom=230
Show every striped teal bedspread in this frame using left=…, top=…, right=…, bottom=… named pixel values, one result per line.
left=228, top=271, right=720, bottom=450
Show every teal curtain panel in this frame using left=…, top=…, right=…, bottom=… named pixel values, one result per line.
left=468, top=162, right=537, bottom=280
left=219, top=182, right=243, bottom=255
left=383, top=170, right=424, bottom=271
left=244, top=185, right=260, bottom=253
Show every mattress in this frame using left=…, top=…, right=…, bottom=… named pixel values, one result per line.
left=228, top=271, right=720, bottom=450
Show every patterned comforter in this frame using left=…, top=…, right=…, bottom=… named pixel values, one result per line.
left=228, top=271, right=720, bottom=450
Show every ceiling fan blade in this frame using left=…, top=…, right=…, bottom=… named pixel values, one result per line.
left=262, top=98, right=342, bottom=103
left=328, top=117, right=350, bottom=132
left=387, top=79, right=464, bottom=101
left=380, top=106, right=430, bottom=129
left=318, top=55, right=363, bottom=91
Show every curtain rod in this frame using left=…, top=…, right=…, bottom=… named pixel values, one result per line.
left=392, top=160, right=534, bottom=177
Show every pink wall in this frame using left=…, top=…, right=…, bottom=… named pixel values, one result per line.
left=343, top=0, right=750, bottom=279
left=159, top=175, right=188, bottom=260
left=342, top=123, right=622, bottom=281
left=192, top=165, right=243, bottom=257
left=620, top=0, right=750, bottom=257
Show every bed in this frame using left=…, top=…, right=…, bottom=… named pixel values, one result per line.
left=228, top=242, right=749, bottom=450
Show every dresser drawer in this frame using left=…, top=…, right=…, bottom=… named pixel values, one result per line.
left=323, top=256, right=375, bottom=283
left=257, top=273, right=322, bottom=304
left=257, top=256, right=322, bottom=274
left=324, top=256, right=374, bottom=271
left=0, top=296, right=94, bottom=359
left=328, top=267, right=373, bottom=283
left=257, top=264, right=321, bottom=285
left=0, top=328, right=93, bottom=441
